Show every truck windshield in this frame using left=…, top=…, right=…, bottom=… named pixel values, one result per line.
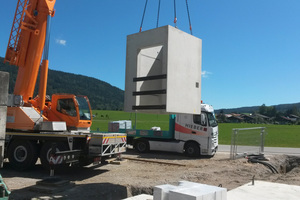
left=207, top=112, right=218, bottom=127
left=76, top=96, right=91, bottom=120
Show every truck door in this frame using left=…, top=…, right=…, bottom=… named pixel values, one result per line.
left=175, top=113, right=208, bottom=141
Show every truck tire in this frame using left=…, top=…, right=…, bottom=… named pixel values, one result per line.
left=8, top=140, right=38, bottom=171
left=40, top=141, right=68, bottom=170
left=134, top=139, right=149, bottom=153
left=184, top=142, right=200, bottom=157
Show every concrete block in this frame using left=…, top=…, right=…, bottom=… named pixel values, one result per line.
left=154, top=181, right=226, bottom=200
left=169, top=185, right=226, bottom=200
left=153, top=184, right=178, bottom=200
left=0, top=72, right=9, bottom=106
left=123, top=194, right=153, bottom=200
left=124, top=25, right=202, bottom=114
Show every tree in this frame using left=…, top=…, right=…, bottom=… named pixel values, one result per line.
left=285, top=106, right=299, bottom=116
left=259, top=104, right=277, bottom=117
left=259, top=104, right=267, bottom=116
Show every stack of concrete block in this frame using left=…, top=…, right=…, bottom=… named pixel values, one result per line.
left=0, top=71, right=9, bottom=168
left=154, top=181, right=227, bottom=200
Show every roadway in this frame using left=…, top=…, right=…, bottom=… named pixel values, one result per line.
left=218, top=145, right=300, bottom=156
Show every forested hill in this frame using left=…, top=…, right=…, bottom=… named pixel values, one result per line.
left=0, top=57, right=124, bottom=110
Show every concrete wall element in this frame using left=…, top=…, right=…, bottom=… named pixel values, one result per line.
left=0, top=71, right=9, bottom=168
left=0, top=72, right=9, bottom=106
left=153, top=181, right=227, bottom=200
left=125, top=25, right=202, bottom=114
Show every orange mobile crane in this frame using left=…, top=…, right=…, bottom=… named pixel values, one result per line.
left=2, top=0, right=126, bottom=170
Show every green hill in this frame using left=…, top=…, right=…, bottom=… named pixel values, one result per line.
left=0, top=57, right=124, bottom=110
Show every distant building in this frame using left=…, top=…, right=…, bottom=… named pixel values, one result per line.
left=241, top=114, right=256, bottom=123
left=278, top=114, right=300, bottom=124
left=279, top=116, right=294, bottom=124
left=226, top=114, right=244, bottom=123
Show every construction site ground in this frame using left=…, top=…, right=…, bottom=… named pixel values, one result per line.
left=1, top=148, right=300, bottom=200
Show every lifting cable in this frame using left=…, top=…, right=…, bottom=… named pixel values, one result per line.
left=139, top=0, right=193, bottom=35
left=185, top=0, right=193, bottom=35
left=156, top=0, right=161, bottom=28
left=139, top=0, right=148, bottom=32
left=173, top=0, right=177, bottom=28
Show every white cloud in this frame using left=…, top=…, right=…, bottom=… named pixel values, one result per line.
left=202, top=70, right=212, bottom=78
left=56, top=39, right=66, bottom=46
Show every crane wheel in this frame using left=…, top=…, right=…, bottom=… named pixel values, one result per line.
left=40, top=141, right=68, bottom=170
left=8, top=140, right=38, bottom=171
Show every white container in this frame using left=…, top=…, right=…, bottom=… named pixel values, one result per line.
left=108, top=120, right=132, bottom=132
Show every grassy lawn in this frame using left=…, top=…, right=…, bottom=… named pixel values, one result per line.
left=219, top=123, right=300, bottom=148
left=91, top=110, right=300, bottom=148
left=91, top=110, right=169, bottom=132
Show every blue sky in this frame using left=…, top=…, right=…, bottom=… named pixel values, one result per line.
left=1, top=0, right=300, bottom=110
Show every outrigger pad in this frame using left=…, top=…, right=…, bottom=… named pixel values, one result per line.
left=124, top=25, right=202, bottom=114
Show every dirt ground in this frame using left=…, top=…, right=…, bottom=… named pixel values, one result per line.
left=1, top=148, right=300, bottom=200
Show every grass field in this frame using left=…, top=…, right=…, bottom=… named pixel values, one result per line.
left=91, top=110, right=300, bottom=148
left=91, top=110, right=169, bottom=131
left=219, top=123, right=300, bottom=148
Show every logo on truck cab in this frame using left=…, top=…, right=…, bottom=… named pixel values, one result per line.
left=185, top=123, right=205, bottom=131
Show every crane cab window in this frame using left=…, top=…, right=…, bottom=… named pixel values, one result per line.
left=75, top=96, right=91, bottom=120
left=193, top=113, right=207, bottom=126
left=57, top=99, right=77, bottom=117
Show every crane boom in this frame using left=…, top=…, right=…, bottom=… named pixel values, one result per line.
left=4, top=0, right=56, bottom=102
left=4, top=0, right=92, bottom=131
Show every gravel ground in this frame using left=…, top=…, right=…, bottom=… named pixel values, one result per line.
left=1, top=149, right=300, bottom=200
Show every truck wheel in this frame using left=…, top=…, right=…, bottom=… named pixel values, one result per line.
left=184, top=142, right=200, bottom=157
left=134, top=140, right=149, bottom=153
left=40, top=141, right=68, bottom=170
left=8, top=140, right=38, bottom=170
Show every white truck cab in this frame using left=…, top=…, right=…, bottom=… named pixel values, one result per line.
left=174, top=104, right=218, bottom=156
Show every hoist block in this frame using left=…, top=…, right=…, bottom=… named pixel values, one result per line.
left=124, top=25, right=202, bottom=114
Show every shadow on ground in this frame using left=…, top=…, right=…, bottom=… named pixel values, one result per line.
left=9, top=182, right=128, bottom=200
left=125, top=147, right=213, bottom=161
left=1, top=162, right=109, bottom=181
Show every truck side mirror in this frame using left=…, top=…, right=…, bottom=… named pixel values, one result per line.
left=201, top=113, right=207, bottom=126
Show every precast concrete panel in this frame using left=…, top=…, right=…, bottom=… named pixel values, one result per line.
left=0, top=71, right=9, bottom=168
left=0, top=72, right=9, bottom=106
left=124, top=25, right=202, bottom=114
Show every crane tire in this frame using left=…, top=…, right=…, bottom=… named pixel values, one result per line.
left=40, top=141, right=68, bottom=170
left=8, top=140, right=38, bottom=171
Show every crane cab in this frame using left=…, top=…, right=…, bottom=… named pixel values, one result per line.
left=47, top=94, right=92, bottom=131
